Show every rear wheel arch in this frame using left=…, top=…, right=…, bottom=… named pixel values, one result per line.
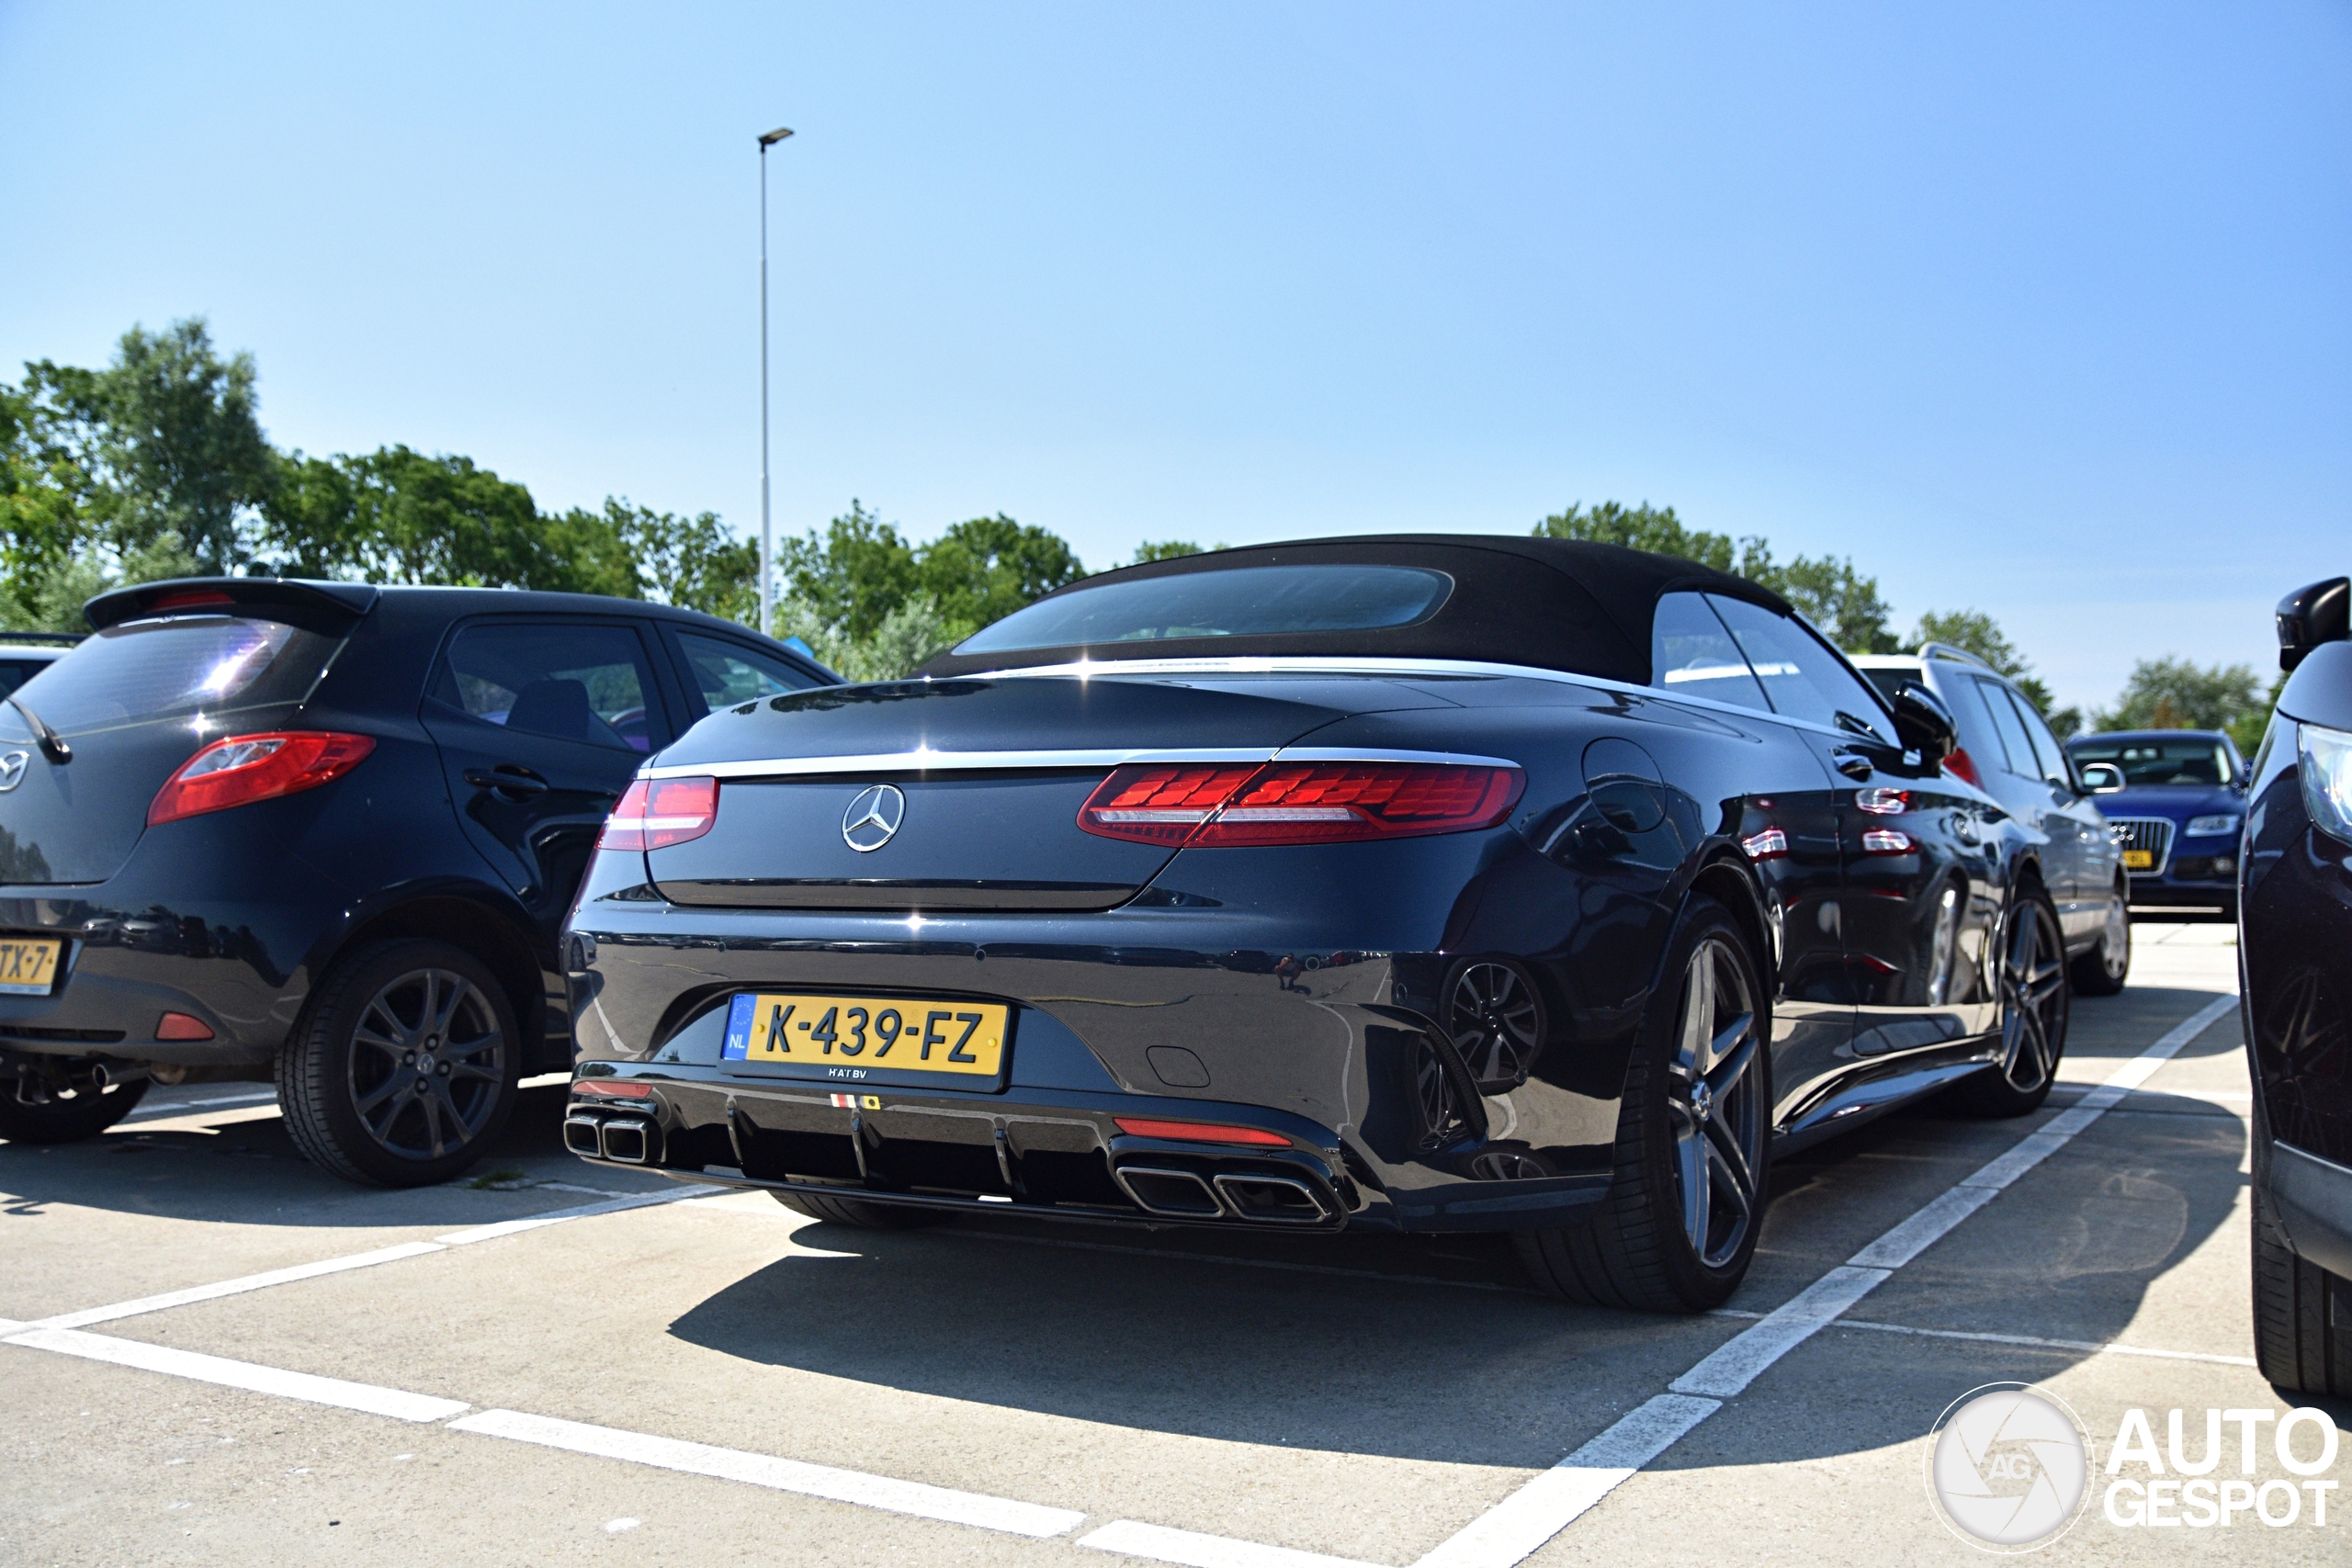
left=303, top=892, right=546, bottom=1067
left=1686, top=853, right=1778, bottom=1000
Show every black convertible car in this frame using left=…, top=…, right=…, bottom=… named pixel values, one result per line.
left=2245, top=575, right=2352, bottom=1394
left=564, top=536, right=2067, bottom=1310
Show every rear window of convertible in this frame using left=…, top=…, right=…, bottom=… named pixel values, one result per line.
left=14, top=614, right=343, bottom=737
left=954, top=564, right=1453, bottom=655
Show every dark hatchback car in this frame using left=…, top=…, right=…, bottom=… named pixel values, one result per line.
left=0, top=577, right=833, bottom=1183
left=2064, top=728, right=2248, bottom=919
left=2244, top=575, right=2352, bottom=1394
left=563, top=536, right=2075, bottom=1313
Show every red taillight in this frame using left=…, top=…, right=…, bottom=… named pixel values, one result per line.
left=147, top=731, right=376, bottom=826
left=149, top=588, right=234, bottom=611
left=1112, top=1116, right=1290, bottom=1146
left=1861, top=829, right=1916, bottom=854
left=1078, top=761, right=1522, bottom=848
left=1943, top=748, right=1982, bottom=788
left=155, top=1011, right=214, bottom=1041
left=572, top=1079, right=651, bottom=1098
left=598, top=777, right=718, bottom=852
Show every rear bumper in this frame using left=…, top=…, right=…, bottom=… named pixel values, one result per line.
left=563, top=1066, right=1611, bottom=1234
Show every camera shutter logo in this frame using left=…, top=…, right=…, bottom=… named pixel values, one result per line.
left=1926, top=1383, right=2092, bottom=1551
left=842, top=784, right=906, bottom=852
left=0, top=750, right=26, bottom=792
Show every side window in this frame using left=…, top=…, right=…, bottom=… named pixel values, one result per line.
left=433, top=623, right=663, bottom=753
left=0, top=660, right=46, bottom=698
left=2004, top=685, right=2074, bottom=789
left=1650, top=592, right=1772, bottom=712
left=675, top=632, right=823, bottom=716
left=1704, top=594, right=1894, bottom=744
left=1971, top=677, right=2037, bottom=778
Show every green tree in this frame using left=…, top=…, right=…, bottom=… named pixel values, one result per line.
left=775, top=502, right=922, bottom=641
left=1912, top=607, right=2079, bottom=735
left=916, top=514, right=1084, bottom=628
left=594, top=501, right=758, bottom=624
left=2092, top=657, right=2267, bottom=739
left=1536, top=501, right=1896, bottom=653
left=1131, top=540, right=1223, bottom=564
left=20, top=319, right=273, bottom=573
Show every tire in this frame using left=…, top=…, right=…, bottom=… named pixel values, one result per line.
left=0, top=1077, right=148, bottom=1144
left=2253, top=1190, right=2352, bottom=1397
left=1948, top=883, right=2070, bottom=1117
left=770, top=1190, right=945, bottom=1229
left=1516, top=896, right=1772, bottom=1313
left=277, top=939, right=520, bottom=1187
left=2068, top=882, right=2131, bottom=997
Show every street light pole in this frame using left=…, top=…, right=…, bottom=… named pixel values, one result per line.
left=757, top=126, right=793, bottom=635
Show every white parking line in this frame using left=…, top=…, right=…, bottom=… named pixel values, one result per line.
left=436, top=1182, right=723, bottom=1245
left=124, top=1089, right=278, bottom=1121
left=31, top=1241, right=448, bottom=1329
left=451, top=1408, right=1085, bottom=1538
left=1091, top=988, right=2245, bottom=1568
left=1829, top=1317, right=2259, bottom=1368
left=1079, top=1519, right=1383, bottom=1568
left=2, top=1325, right=469, bottom=1422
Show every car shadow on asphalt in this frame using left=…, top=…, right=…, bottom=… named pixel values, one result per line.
left=0, top=1084, right=658, bottom=1228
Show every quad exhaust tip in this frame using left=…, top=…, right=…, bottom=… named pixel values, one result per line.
left=565, top=1111, right=653, bottom=1165
left=1114, top=1162, right=1337, bottom=1224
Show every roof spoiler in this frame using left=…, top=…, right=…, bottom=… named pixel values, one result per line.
left=84, top=577, right=380, bottom=634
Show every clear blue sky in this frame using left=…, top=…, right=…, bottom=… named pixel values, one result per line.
left=4, top=2, right=2346, bottom=714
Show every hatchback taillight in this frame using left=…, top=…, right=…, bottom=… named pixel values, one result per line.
left=148, top=731, right=377, bottom=826
left=1078, top=761, right=1522, bottom=847
left=599, top=777, right=718, bottom=851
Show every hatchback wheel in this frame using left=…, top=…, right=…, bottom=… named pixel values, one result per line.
left=1517, top=896, right=1770, bottom=1312
left=277, top=939, right=519, bottom=1186
left=0, top=1077, right=148, bottom=1145
left=2068, top=883, right=2131, bottom=997
left=1950, top=885, right=2068, bottom=1117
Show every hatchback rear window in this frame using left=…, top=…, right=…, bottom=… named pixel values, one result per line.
left=954, top=565, right=1453, bottom=655
left=12, top=615, right=343, bottom=737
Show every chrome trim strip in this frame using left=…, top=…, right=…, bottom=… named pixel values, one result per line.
left=641, top=742, right=1520, bottom=781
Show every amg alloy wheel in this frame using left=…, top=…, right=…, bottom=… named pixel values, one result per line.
left=2069, top=884, right=2131, bottom=997
left=1517, top=896, right=1771, bottom=1312
left=278, top=939, right=520, bottom=1186
left=1949, top=886, right=2068, bottom=1117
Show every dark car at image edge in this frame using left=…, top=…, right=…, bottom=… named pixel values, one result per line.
left=0, top=576, right=835, bottom=1184
left=561, top=535, right=2084, bottom=1312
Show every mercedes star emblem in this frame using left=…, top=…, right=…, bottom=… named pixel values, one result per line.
left=0, top=750, right=27, bottom=793
left=842, top=784, right=907, bottom=852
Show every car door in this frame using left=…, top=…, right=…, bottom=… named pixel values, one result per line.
left=418, top=618, right=678, bottom=972
left=1650, top=592, right=1855, bottom=1122
left=1998, top=680, right=2110, bottom=940
left=1962, top=675, right=2091, bottom=938
left=1705, top=594, right=2003, bottom=1058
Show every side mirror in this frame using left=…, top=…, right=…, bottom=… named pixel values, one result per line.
left=2079, top=762, right=2125, bottom=794
left=1892, top=681, right=1958, bottom=759
left=2277, top=577, right=2348, bottom=672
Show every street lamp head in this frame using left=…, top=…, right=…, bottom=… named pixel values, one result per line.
left=758, top=127, right=795, bottom=148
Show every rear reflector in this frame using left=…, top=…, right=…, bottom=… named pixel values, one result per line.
left=598, top=777, right=718, bottom=852
left=1113, top=1116, right=1290, bottom=1146
left=1080, top=761, right=1521, bottom=848
left=155, top=1011, right=214, bottom=1041
left=148, top=731, right=377, bottom=826
left=571, top=1079, right=652, bottom=1098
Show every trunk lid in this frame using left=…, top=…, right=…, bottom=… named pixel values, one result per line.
left=645, top=672, right=1453, bottom=911
left=0, top=592, right=361, bottom=885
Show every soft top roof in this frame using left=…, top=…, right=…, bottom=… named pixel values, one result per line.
left=918, top=535, right=1787, bottom=685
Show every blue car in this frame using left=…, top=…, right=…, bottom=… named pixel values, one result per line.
left=2062, top=729, right=2248, bottom=918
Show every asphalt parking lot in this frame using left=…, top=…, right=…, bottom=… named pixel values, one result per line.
left=3, top=921, right=2340, bottom=1565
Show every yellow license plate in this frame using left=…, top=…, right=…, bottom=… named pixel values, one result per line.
left=2121, top=851, right=2154, bottom=870
left=720, top=993, right=1010, bottom=1083
left=0, top=937, right=62, bottom=995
